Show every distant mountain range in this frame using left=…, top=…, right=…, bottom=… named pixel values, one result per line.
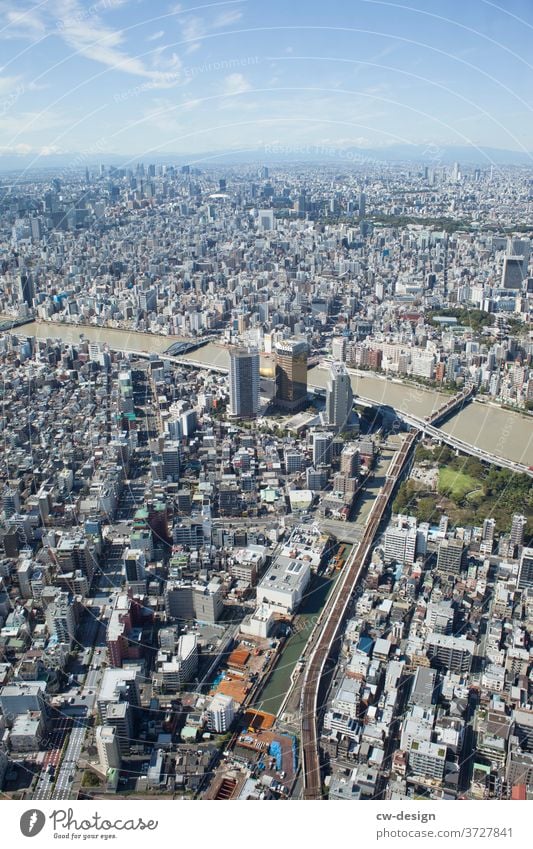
left=1, top=143, right=533, bottom=174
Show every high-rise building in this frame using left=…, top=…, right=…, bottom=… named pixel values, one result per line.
left=340, top=444, right=361, bottom=477
left=275, top=339, right=308, bottom=411
left=331, top=337, right=347, bottom=362
left=426, top=634, right=474, bottom=673
left=206, top=693, right=235, bottom=732
left=518, top=547, right=533, bottom=589
left=481, top=518, right=496, bottom=554
left=96, top=725, right=122, bottom=771
left=501, top=256, right=527, bottom=289
left=384, top=523, right=417, bottom=566
left=228, top=347, right=260, bottom=418
left=436, top=539, right=464, bottom=575
left=326, top=361, right=353, bottom=430
left=510, top=514, right=527, bottom=550
left=162, top=440, right=180, bottom=481
left=312, top=432, right=333, bottom=467
left=45, top=592, right=76, bottom=645
left=18, top=274, right=34, bottom=307
left=358, top=191, right=366, bottom=218
left=123, top=549, right=146, bottom=590
left=258, top=208, right=274, bottom=230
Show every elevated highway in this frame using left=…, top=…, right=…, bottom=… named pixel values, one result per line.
left=301, top=432, right=417, bottom=799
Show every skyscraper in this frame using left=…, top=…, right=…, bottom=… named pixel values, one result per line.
left=275, top=339, right=308, bottom=411
left=501, top=256, right=527, bottom=289
left=326, top=361, right=353, bottom=431
left=510, top=514, right=527, bottom=550
left=18, top=273, right=34, bottom=307
left=228, top=347, right=260, bottom=418
left=312, top=432, right=333, bottom=467
left=518, top=548, right=533, bottom=589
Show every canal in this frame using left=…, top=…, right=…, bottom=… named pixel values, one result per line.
left=254, top=573, right=338, bottom=716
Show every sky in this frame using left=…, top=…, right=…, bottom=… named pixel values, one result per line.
left=1, top=0, right=533, bottom=165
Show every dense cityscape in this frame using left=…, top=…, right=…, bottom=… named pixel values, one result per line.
left=0, top=158, right=530, bottom=802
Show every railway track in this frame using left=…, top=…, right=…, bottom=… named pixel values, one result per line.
left=301, top=433, right=417, bottom=799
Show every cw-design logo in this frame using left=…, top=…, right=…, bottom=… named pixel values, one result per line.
left=20, top=809, right=46, bottom=837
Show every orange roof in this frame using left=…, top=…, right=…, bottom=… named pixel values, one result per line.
left=511, top=785, right=527, bottom=800
left=243, top=709, right=276, bottom=731
left=215, top=679, right=249, bottom=705
left=228, top=648, right=250, bottom=668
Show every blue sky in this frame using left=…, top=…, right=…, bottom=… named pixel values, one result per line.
left=1, top=0, right=533, bottom=161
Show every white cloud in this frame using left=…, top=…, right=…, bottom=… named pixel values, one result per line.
left=212, top=9, right=243, bottom=28
left=147, top=30, right=165, bottom=42
left=179, top=15, right=205, bottom=54
left=0, top=108, right=68, bottom=134
left=0, top=75, right=23, bottom=96
left=223, top=73, right=251, bottom=95
left=0, top=6, right=45, bottom=39
left=0, top=0, right=183, bottom=87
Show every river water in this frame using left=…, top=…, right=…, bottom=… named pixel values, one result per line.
left=6, top=323, right=532, bottom=466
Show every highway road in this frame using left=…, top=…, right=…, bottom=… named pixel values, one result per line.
left=52, top=722, right=87, bottom=800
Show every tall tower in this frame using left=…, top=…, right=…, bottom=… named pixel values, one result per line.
left=228, top=347, right=259, bottom=418
left=510, top=514, right=527, bottom=550
left=326, top=362, right=353, bottom=431
left=275, top=339, right=308, bottom=411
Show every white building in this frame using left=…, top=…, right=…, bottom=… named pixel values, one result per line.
left=256, top=556, right=311, bottom=614
left=156, top=634, right=198, bottom=692
left=206, top=693, right=235, bottom=733
left=240, top=603, right=276, bottom=638
left=96, top=724, right=122, bottom=770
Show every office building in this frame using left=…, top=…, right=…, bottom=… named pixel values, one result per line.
left=518, top=547, right=533, bottom=589
left=510, top=514, right=527, bottom=550
left=436, top=539, right=464, bottom=576
left=123, top=548, right=147, bottom=592
left=275, top=339, right=308, bottom=411
left=156, top=634, right=198, bottom=692
left=165, top=580, right=224, bottom=624
left=312, top=432, right=333, bottom=467
left=501, top=255, right=527, bottom=289
left=105, top=702, right=133, bottom=754
left=0, top=681, right=47, bottom=720
left=408, top=739, right=446, bottom=782
left=326, top=361, right=353, bottom=431
left=162, top=440, right=180, bottom=482
left=96, top=725, right=122, bottom=771
left=228, top=347, right=260, bottom=418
